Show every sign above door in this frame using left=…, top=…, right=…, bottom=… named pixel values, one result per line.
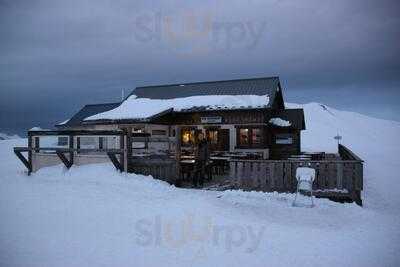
left=200, top=116, right=222, bottom=124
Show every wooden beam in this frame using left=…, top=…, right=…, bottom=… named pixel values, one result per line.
left=119, top=134, right=125, bottom=172
left=13, top=147, right=31, bottom=174
left=56, top=151, right=73, bottom=169
left=69, top=135, right=74, bottom=166
left=107, top=152, right=123, bottom=172
left=28, top=135, right=33, bottom=175
left=126, top=127, right=133, bottom=172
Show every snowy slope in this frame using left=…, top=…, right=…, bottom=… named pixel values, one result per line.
left=0, top=132, right=20, bottom=140
left=1, top=103, right=400, bottom=267
left=294, top=103, right=400, bottom=212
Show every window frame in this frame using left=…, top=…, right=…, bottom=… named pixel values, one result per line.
left=235, top=126, right=264, bottom=149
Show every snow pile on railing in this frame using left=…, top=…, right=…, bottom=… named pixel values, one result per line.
left=269, top=117, right=291, bottom=127
left=85, top=94, right=269, bottom=121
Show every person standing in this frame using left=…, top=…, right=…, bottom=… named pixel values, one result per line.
left=193, top=132, right=210, bottom=188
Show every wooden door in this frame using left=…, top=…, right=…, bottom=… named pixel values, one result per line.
left=217, top=129, right=230, bottom=151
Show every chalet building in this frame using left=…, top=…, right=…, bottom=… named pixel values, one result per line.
left=15, top=76, right=363, bottom=204
left=56, top=77, right=305, bottom=159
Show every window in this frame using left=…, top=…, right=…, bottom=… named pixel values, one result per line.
left=132, top=141, right=146, bottom=149
left=239, top=128, right=249, bottom=145
left=79, top=136, right=98, bottom=149
left=275, top=134, right=293, bottom=144
left=103, top=136, right=118, bottom=149
left=237, top=127, right=263, bottom=148
left=57, top=136, right=68, bottom=146
left=40, top=136, right=68, bottom=148
left=252, top=128, right=261, bottom=144
left=181, top=128, right=196, bottom=146
left=207, top=129, right=218, bottom=145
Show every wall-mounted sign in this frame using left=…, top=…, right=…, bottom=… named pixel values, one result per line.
left=200, top=116, right=222, bottom=124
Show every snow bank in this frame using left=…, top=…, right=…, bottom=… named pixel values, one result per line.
left=86, top=94, right=270, bottom=121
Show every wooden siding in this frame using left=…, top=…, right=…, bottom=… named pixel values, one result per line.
left=269, top=129, right=301, bottom=159
left=168, top=109, right=266, bottom=125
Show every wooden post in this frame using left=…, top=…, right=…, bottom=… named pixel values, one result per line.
left=99, top=136, right=104, bottom=150
left=175, top=126, right=181, bottom=184
left=126, top=127, right=132, bottom=172
left=175, top=126, right=181, bottom=161
left=76, top=137, right=81, bottom=154
left=119, top=133, right=125, bottom=172
left=336, top=162, right=343, bottom=190
left=69, top=135, right=74, bottom=166
left=168, top=125, right=172, bottom=153
left=28, top=134, right=33, bottom=175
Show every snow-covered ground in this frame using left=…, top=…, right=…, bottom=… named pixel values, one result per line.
left=1, top=103, right=400, bottom=267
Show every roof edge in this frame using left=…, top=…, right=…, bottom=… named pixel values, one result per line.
left=134, top=76, right=280, bottom=90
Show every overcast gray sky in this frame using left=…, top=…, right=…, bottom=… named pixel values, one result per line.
left=1, top=0, right=399, bottom=135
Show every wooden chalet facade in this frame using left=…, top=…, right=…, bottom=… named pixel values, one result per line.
left=56, top=77, right=305, bottom=160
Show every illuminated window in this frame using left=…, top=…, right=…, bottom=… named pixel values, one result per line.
left=239, top=128, right=249, bottom=145
left=207, top=130, right=218, bottom=145
left=181, top=128, right=195, bottom=146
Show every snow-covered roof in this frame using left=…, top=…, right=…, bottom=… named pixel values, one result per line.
left=86, top=94, right=270, bottom=121
left=29, top=127, right=44, bottom=131
left=55, top=103, right=120, bottom=127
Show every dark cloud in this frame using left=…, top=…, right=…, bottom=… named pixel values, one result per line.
left=1, top=0, right=399, bottom=135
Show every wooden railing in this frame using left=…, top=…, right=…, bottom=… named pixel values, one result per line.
left=15, top=129, right=178, bottom=180
left=229, top=144, right=363, bottom=205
